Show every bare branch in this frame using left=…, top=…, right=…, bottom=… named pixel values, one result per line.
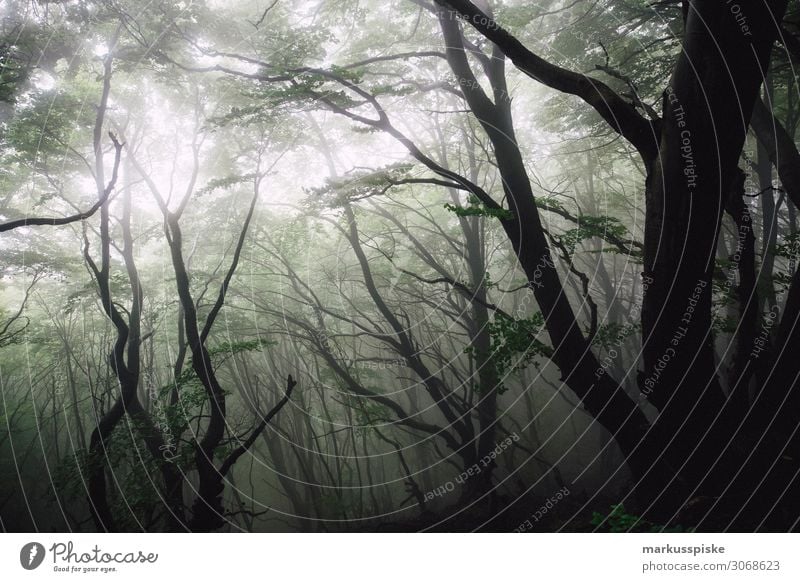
left=219, top=375, right=297, bottom=477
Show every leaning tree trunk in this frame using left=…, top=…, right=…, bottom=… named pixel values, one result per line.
left=435, top=8, right=656, bottom=486
left=638, top=0, right=787, bottom=525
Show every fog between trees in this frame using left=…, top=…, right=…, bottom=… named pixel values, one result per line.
left=0, top=0, right=798, bottom=532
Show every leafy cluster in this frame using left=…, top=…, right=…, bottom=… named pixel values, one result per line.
left=591, top=504, right=691, bottom=532
left=157, top=337, right=275, bottom=453
left=195, top=173, right=257, bottom=197
left=771, top=233, right=800, bottom=295
left=772, top=232, right=800, bottom=260
left=444, top=194, right=514, bottom=221
left=53, top=418, right=167, bottom=530
left=558, top=215, right=630, bottom=255
left=353, top=400, right=393, bottom=436
left=4, top=90, right=94, bottom=168
left=468, top=311, right=549, bottom=393
left=306, top=163, right=415, bottom=208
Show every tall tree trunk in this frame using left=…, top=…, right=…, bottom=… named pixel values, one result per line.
left=435, top=8, right=654, bottom=484
left=638, top=1, right=786, bottom=522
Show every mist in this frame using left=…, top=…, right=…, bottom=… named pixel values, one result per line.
left=0, top=0, right=798, bottom=533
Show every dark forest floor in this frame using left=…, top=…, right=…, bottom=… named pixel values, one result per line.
left=366, top=493, right=604, bottom=532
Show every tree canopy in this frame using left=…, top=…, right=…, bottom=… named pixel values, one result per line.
left=0, top=0, right=798, bottom=533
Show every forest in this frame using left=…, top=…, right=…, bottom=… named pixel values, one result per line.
left=0, top=0, right=798, bottom=533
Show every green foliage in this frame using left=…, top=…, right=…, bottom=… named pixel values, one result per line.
left=353, top=400, right=392, bottom=434
left=444, top=195, right=514, bottom=221
left=51, top=450, right=93, bottom=503
left=773, top=233, right=800, bottom=260
left=536, top=198, right=636, bottom=257
left=591, top=504, right=691, bottom=532
left=53, top=418, right=169, bottom=530
left=4, top=89, right=94, bottom=166
left=1, top=248, right=78, bottom=275
left=534, top=197, right=568, bottom=215
left=771, top=272, right=794, bottom=296
left=211, top=96, right=284, bottom=126
left=157, top=338, right=275, bottom=445
left=558, top=215, right=629, bottom=255
left=712, top=315, right=738, bottom=334
left=64, top=272, right=131, bottom=314
left=307, top=163, right=415, bottom=207
left=592, top=322, right=639, bottom=349
left=242, top=63, right=363, bottom=116
left=208, top=337, right=275, bottom=359
left=0, top=39, right=32, bottom=103
left=160, top=339, right=275, bottom=397
left=468, top=311, right=549, bottom=393
left=195, top=173, right=257, bottom=197
left=325, top=65, right=364, bottom=84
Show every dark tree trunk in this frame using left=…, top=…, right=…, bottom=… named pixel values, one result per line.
left=638, top=0, right=787, bottom=523
left=436, top=8, right=654, bottom=484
